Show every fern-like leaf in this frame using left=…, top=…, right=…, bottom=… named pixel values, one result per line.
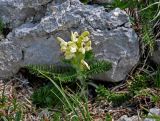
left=96, top=85, right=130, bottom=105
left=84, top=60, right=112, bottom=77
left=26, top=64, right=78, bottom=83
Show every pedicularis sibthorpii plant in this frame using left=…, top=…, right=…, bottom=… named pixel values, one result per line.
left=28, top=31, right=111, bottom=120
left=28, top=31, right=111, bottom=93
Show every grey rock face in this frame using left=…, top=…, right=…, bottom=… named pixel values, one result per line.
left=0, top=40, right=22, bottom=78
left=0, top=0, right=139, bottom=82
left=0, top=0, right=52, bottom=28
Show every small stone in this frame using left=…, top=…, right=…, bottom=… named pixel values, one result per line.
left=149, top=108, right=160, bottom=115
left=0, top=34, right=4, bottom=40
left=118, top=115, right=142, bottom=121
left=144, top=108, right=160, bottom=121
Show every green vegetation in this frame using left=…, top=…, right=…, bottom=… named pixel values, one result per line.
left=31, top=84, right=63, bottom=108
left=129, top=74, right=150, bottom=93
left=96, top=69, right=160, bottom=113
left=0, top=19, right=4, bottom=34
left=0, top=86, right=23, bottom=121
left=154, top=68, right=160, bottom=88
left=96, top=85, right=130, bottom=105
left=80, top=0, right=89, bottom=4
left=105, top=113, right=112, bottom=121
left=147, top=114, right=160, bottom=121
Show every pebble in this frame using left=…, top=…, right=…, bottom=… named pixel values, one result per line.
left=117, top=115, right=142, bottom=121
left=144, top=108, right=160, bottom=121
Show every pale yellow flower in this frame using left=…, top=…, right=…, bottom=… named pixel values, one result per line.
left=71, top=31, right=79, bottom=42
left=81, top=59, right=90, bottom=70
left=83, top=36, right=90, bottom=42
left=65, top=54, right=75, bottom=60
left=69, top=46, right=77, bottom=53
left=57, top=37, right=65, bottom=44
left=60, top=41, right=67, bottom=47
left=68, top=41, right=78, bottom=53
left=79, top=47, right=85, bottom=54
left=65, top=50, right=75, bottom=60
left=57, top=31, right=92, bottom=63
left=57, top=37, right=68, bottom=52
left=81, top=31, right=90, bottom=37
left=61, top=46, right=67, bottom=52
left=85, top=40, right=92, bottom=51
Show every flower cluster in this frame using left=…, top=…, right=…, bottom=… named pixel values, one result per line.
left=57, top=31, right=92, bottom=70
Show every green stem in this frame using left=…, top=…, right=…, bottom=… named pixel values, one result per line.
left=77, top=74, right=87, bottom=97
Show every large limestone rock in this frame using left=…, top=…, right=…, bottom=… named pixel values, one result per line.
left=0, top=0, right=139, bottom=82
left=0, top=0, right=52, bottom=28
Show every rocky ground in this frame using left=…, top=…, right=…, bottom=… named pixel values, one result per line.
left=1, top=73, right=160, bottom=121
